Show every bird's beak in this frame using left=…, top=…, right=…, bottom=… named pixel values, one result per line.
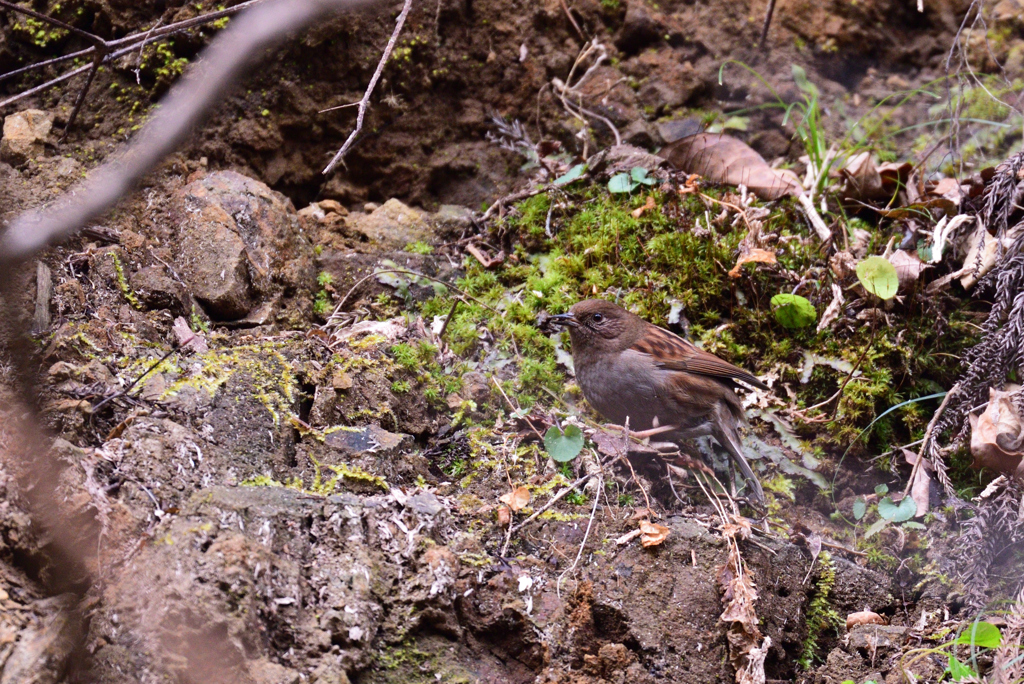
left=549, top=312, right=578, bottom=328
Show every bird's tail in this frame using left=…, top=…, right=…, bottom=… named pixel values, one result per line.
left=712, top=403, right=765, bottom=505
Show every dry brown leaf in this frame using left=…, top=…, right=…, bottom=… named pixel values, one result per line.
left=970, top=388, right=1024, bottom=475
left=497, top=505, right=511, bottom=527
left=721, top=515, right=752, bottom=541
left=877, top=160, right=912, bottom=193
left=875, top=197, right=956, bottom=219
left=640, top=520, right=670, bottom=547
left=718, top=547, right=763, bottom=680
left=930, top=177, right=968, bottom=204
left=816, top=283, right=845, bottom=333
left=728, top=248, right=777, bottom=278
left=841, top=151, right=885, bottom=201
left=499, top=486, right=530, bottom=513
left=631, top=194, right=657, bottom=218
left=846, top=610, right=886, bottom=629
left=659, top=133, right=803, bottom=201
left=888, top=249, right=930, bottom=290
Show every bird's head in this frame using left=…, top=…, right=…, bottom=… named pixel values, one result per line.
left=548, top=299, right=641, bottom=355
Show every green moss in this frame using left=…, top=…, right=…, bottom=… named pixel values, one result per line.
left=110, top=253, right=141, bottom=309
left=800, top=551, right=843, bottom=669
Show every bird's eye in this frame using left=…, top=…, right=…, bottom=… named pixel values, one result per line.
left=592, top=313, right=604, bottom=323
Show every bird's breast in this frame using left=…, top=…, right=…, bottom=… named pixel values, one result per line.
left=575, top=350, right=666, bottom=429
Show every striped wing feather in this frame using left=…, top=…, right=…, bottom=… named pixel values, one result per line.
left=631, top=325, right=768, bottom=391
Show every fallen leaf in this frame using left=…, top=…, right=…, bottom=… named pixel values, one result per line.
left=173, top=316, right=208, bottom=352
left=728, top=248, right=777, bottom=278
left=640, top=520, right=670, bottom=547
left=816, top=282, right=845, bottom=333
left=846, top=610, right=886, bottom=629
left=721, top=515, right=752, bottom=541
left=659, top=133, right=803, bottom=200
left=840, top=151, right=886, bottom=201
left=888, top=249, right=930, bottom=290
left=497, top=505, right=511, bottom=527
left=875, top=197, right=956, bottom=219
left=970, top=388, right=1024, bottom=475
left=930, top=177, right=967, bottom=203
left=877, top=160, right=912, bottom=193
left=499, top=486, right=531, bottom=513
left=631, top=194, right=657, bottom=218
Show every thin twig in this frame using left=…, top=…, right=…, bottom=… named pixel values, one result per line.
left=322, top=0, right=413, bottom=174
left=2, top=0, right=374, bottom=265
left=758, top=0, right=776, bottom=49
left=557, top=473, right=602, bottom=596
left=902, top=383, right=958, bottom=499
left=502, top=467, right=599, bottom=554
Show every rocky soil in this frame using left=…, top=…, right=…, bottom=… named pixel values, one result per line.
left=1, top=0, right=1021, bottom=682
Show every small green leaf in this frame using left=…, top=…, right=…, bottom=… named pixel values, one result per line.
left=874, top=483, right=889, bottom=495
left=852, top=498, right=866, bottom=521
left=608, top=173, right=635, bottom=194
left=545, top=424, right=584, bottom=463
left=630, top=167, right=656, bottom=185
left=770, top=293, right=817, bottom=329
left=553, top=163, right=586, bottom=186
left=947, top=654, right=975, bottom=681
left=956, top=621, right=1002, bottom=648
left=878, top=495, right=916, bottom=522
left=902, top=521, right=926, bottom=530
left=856, top=256, right=899, bottom=300
left=864, top=518, right=888, bottom=539
left=609, top=174, right=634, bottom=193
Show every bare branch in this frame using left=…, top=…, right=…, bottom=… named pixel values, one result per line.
left=322, top=0, right=413, bottom=174
left=0, top=0, right=378, bottom=265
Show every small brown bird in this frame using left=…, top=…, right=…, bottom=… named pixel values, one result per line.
left=550, top=299, right=767, bottom=503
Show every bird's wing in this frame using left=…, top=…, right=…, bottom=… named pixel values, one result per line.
left=631, top=325, right=769, bottom=391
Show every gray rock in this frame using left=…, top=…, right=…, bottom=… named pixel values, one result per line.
left=0, top=110, right=52, bottom=166
left=831, top=557, right=895, bottom=614
left=406, top=491, right=445, bottom=517
left=172, top=171, right=299, bottom=320
left=622, top=119, right=659, bottom=149
left=844, top=624, right=908, bottom=655
left=129, top=265, right=188, bottom=314
left=325, top=424, right=412, bottom=457
left=616, top=2, right=663, bottom=53
left=431, top=204, right=475, bottom=239
left=348, top=199, right=429, bottom=249
left=657, top=117, right=703, bottom=143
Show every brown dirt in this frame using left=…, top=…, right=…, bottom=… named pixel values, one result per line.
left=0, top=0, right=1007, bottom=682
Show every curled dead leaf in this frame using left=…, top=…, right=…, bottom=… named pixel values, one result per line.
left=969, top=388, right=1024, bottom=475
left=728, top=248, right=777, bottom=278
left=499, top=486, right=531, bottom=513
left=640, top=520, right=670, bottom=547
left=846, top=610, right=886, bottom=629
left=497, top=505, right=512, bottom=527
left=631, top=194, right=657, bottom=218
left=888, top=249, right=930, bottom=290
left=659, top=133, right=802, bottom=201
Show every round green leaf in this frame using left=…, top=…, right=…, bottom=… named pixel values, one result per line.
left=770, top=293, right=817, bottom=329
left=608, top=173, right=634, bottom=194
left=877, top=495, right=916, bottom=522
left=874, top=483, right=889, bottom=495
left=545, top=424, right=584, bottom=463
left=856, top=256, right=899, bottom=300
left=852, top=498, right=866, bottom=521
